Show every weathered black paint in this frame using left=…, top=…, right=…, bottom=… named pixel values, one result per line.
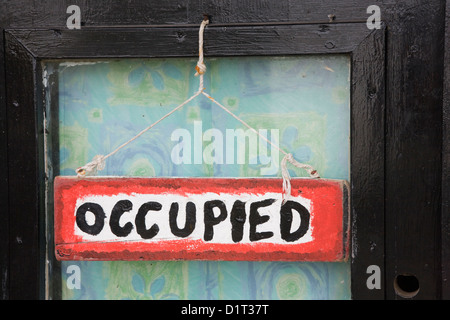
left=350, top=19, right=385, bottom=299
left=135, top=202, right=161, bottom=239
left=249, top=199, right=276, bottom=242
left=0, top=0, right=446, bottom=300
left=110, top=200, right=134, bottom=237
left=383, top=2, right=445, bottom=300
left=76, top=203, right=106, bottom=236
left=72, top=197, right=315, bottom=245
left=169, top=202, right=197, bottom=238
left=4, top=29, right=40, bottom=301
left=442, top=0, right=450, bottom=300
left=203, top=200, right=228, bottom=242
left=0, top=29, right=8, bottom=301
left=280, top=201, right=310, bottom=243
left=230, top=200, right=246, bottom=243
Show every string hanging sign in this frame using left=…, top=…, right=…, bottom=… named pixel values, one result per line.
left=54, top=19, right=350, bottom=262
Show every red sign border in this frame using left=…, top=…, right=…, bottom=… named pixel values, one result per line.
left=54, top=177, right=350, bottom=262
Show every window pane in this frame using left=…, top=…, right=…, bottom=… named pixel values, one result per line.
left=44, top=54, right=350, bottom=300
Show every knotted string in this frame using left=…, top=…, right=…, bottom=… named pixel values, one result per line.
left=195, top=18, right=209, bottom=78
left=76, top=18, right=320, bottom=201
left=281, top=153, right=320, bottom=204
left=76, top=155, right=105, bottom=177
left=76, top=20, right=209, bottom=177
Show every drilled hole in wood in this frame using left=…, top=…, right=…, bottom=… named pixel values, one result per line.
left=394, top=274, right=420, bottom=298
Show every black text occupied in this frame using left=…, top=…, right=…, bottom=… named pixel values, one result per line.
left=75, top=199, right=310, bottom=243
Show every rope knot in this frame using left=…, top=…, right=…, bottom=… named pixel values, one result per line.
left=76, top=155, right=105, bottom=177
left=195, top=61, right=207, bottom=76
left=194, top=19, right=209, bottom=77
left=281, top=153, right=320, bottom=204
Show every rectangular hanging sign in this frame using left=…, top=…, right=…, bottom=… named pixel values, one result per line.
left=54, top=177, right=349, bottom=261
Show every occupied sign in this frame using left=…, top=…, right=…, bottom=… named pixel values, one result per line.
left=54, top=177, right=349, bottom=261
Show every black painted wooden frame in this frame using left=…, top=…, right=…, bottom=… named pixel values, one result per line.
left=442, top=0, right=450, bottom=300
left=2, top=0, right=446, bottom=301
left=3, top=21, right=385, bottom=300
